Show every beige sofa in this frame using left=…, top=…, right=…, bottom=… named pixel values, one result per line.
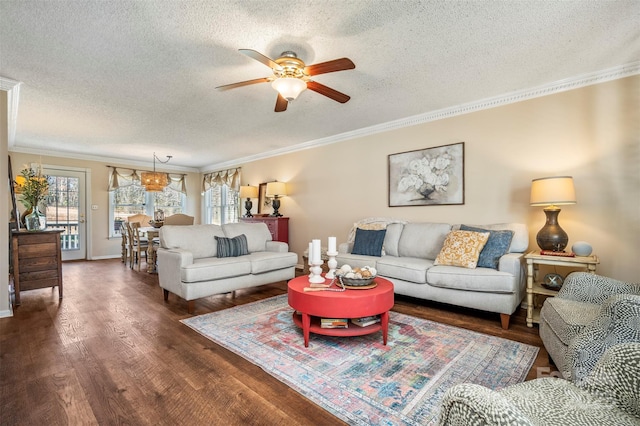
left=337, top=221, right=528, bottom=329
left=157, top=223, right=297, bottom=313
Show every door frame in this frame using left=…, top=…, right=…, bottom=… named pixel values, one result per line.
left=40, top=163, right=92, bottom=260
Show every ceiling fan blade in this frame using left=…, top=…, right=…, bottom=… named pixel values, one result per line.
left=239, top=49, right=283, bottom=71
left=305, top=58, right=355, bottom=76
left=306, top=81, right=350, bottom=103
left=275, top=94, right=288, bottom=112
left=215, top=77, right=270, bottom=90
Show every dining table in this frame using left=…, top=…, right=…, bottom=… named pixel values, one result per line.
left=140, top=226, right=161, bottom=273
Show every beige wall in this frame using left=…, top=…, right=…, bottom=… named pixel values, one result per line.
left=241, top=76, right=639, bottom=282
left=8, top=152, right=201, bottom=259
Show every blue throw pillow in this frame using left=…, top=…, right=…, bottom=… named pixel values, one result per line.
left=351, top=228, right=387, bottom=257
left=215, top=234, right=249, bottom=258
left=460, top=225, right=514, bottom=269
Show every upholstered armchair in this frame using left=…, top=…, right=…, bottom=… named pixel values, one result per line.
left=438, top=342, right=640, bottom=426
left=539, top=272, right=640, bottom=382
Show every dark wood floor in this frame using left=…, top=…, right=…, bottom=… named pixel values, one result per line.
left=1, top=259, right=555, bottom=425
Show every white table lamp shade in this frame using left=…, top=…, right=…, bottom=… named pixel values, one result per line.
left=239, top=185, right=258, bottom=199
left=266, top=182, right=287, bottom=197
left=530, top=176, right=576, bottom=207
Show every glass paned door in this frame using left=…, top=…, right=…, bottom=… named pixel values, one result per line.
left=44, top=168, right=87, bottom=261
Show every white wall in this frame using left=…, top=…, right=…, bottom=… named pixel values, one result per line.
left=241, top=76, right=640, bottom=282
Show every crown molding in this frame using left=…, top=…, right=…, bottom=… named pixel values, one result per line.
left=203, top=61, right=640, bottom=172
left=8, top=145, right=199, bottom=173
left=0, top=77, right=22, bottom=148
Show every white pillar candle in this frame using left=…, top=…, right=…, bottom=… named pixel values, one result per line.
left=308, top=242, right=313, bottom=265
left=328, top=236, right=336, bottom=253
left=312, top=239, right=321, bottom=263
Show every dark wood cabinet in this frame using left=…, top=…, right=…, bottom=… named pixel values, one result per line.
left=240, top=216, right=289, bottom=244
left=11, top=230, right=63, bottom=306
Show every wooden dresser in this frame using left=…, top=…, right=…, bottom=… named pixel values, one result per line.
left=240, top=216, right=289, bottom=244
left=11, top=229, right=64, bottom=306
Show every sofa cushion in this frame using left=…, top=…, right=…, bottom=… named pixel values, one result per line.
left=215, top=234, right=249, bottom=258
left=540, top=298, right=601, bottom=346
left=427, top=265, right=518, bottom=293
left=223, top=222, right=272, bottom=252
left=397, top=222, right=451, bottom=259
left=181, top=256, right=252, bottom=283
left=376, top=256, right=433, bottom=284
left=247, top=251, right=298, bottom=274
left=460, top=225, right=514, bottom=269
left=434, top=230, right=490, bottom=269
left=160, top=224, right=226, bottom=259
left=352, top=228, right=387, bottom=257
left=383, top=223, right=404, bottom=257
left=454, top=223, right=528, bottom=253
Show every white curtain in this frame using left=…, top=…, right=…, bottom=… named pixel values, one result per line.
left=202, top=168, right=241, bottom=194
left=108, top=167, right=187, bottom=194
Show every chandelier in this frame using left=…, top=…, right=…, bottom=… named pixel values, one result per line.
left=140, top=152, right=172, bottom=192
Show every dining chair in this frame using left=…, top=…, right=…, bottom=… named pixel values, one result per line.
left=120, top=222, right=130, bottom=266
left=127, top=213, right=153, bottom=227
left=128, top=222, right=149, bottom=272
left=163, top=214, right=195, bottom=225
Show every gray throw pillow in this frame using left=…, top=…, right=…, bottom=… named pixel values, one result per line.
left=215, top=234, right=249, bottom=258
left=351, top=228, right=387, bottom=257
left=460, top=225, right=514, bottom=269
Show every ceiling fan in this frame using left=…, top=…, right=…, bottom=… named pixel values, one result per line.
left=216, top=49, right=355, bottom=112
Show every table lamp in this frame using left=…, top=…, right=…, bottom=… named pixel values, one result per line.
left=530, top=176, right=576, bottom=252
left=239, top=185, right=258, bottom=217
left=266, top=181, right=287, bottom=217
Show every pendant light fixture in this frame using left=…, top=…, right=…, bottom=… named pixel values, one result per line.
left=141, top=152, right=172, bottom=192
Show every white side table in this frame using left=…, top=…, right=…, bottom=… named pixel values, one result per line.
left=524, top=250, right=599, bottom=327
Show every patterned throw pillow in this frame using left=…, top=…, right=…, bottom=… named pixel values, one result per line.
left=215, top=234, right=249, bottom=258
left=351, top=228, right=387, bottom=257
left=460, top=225, right=514, bottom=269
left=434, top=230, right=490, bottom=269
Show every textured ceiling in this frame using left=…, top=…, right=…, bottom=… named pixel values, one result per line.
left=1, top=1, right=639, bottom=171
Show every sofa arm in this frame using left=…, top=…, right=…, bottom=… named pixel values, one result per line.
left=497, top=252, right=524, bottom=277
left=438, top=383, right=534, bottom=426
left=157, top=248, right=193, bottom=296
left=568, top=294, right=640, bottom=383
left=338, top=242, right=352, bottom=254
left=265, top=241, right=289, bottom=253
left=557, top=272, right=640, bottom=304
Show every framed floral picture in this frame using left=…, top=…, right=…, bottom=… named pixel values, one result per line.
left=388, top=142, right=464, bottom=207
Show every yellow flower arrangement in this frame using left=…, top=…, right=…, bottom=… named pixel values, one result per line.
left=15, top=167, right=50, bottom=210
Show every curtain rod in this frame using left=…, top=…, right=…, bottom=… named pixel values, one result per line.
left=106, top=165, right=186, bottom=176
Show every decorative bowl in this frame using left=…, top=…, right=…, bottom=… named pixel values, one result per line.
left=150, top=221, right=164, bottom=228
left=337, top=274, right=376, bottom=287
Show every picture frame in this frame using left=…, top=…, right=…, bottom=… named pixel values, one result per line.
left=8, top=155, right=20, bottom=229
left=258, top=182, right=273, bottom=215
left=388, top=142, right=464, bottom=207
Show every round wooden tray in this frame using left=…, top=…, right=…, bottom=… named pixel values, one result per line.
left=342, top=281, right=378, bottom=290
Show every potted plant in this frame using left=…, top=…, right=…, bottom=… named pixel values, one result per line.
left=15, top=166, right=50, bottom=231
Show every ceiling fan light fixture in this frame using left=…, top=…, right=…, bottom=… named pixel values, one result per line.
left=271, top=77, right=307, bottom=101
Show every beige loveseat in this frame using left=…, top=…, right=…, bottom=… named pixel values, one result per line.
left=157, top=223, right=297, bottom=313
left=337, top=220, right=528, bottom=329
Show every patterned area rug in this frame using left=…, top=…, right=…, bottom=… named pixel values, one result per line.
left=182, top=295, right=539, bottom=425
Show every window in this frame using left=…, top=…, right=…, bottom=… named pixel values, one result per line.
left=204, top=184, right=239, bottom=225
left=108, top=167, right=187, bottom=237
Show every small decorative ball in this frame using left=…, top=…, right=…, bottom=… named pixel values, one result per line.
left=572, top=241, right=593, bottom=256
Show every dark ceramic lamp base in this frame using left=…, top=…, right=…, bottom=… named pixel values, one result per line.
left=536, top=208, right=568, bottom=252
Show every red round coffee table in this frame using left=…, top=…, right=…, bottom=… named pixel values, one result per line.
left=287, top=275, right=394, bottom=347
